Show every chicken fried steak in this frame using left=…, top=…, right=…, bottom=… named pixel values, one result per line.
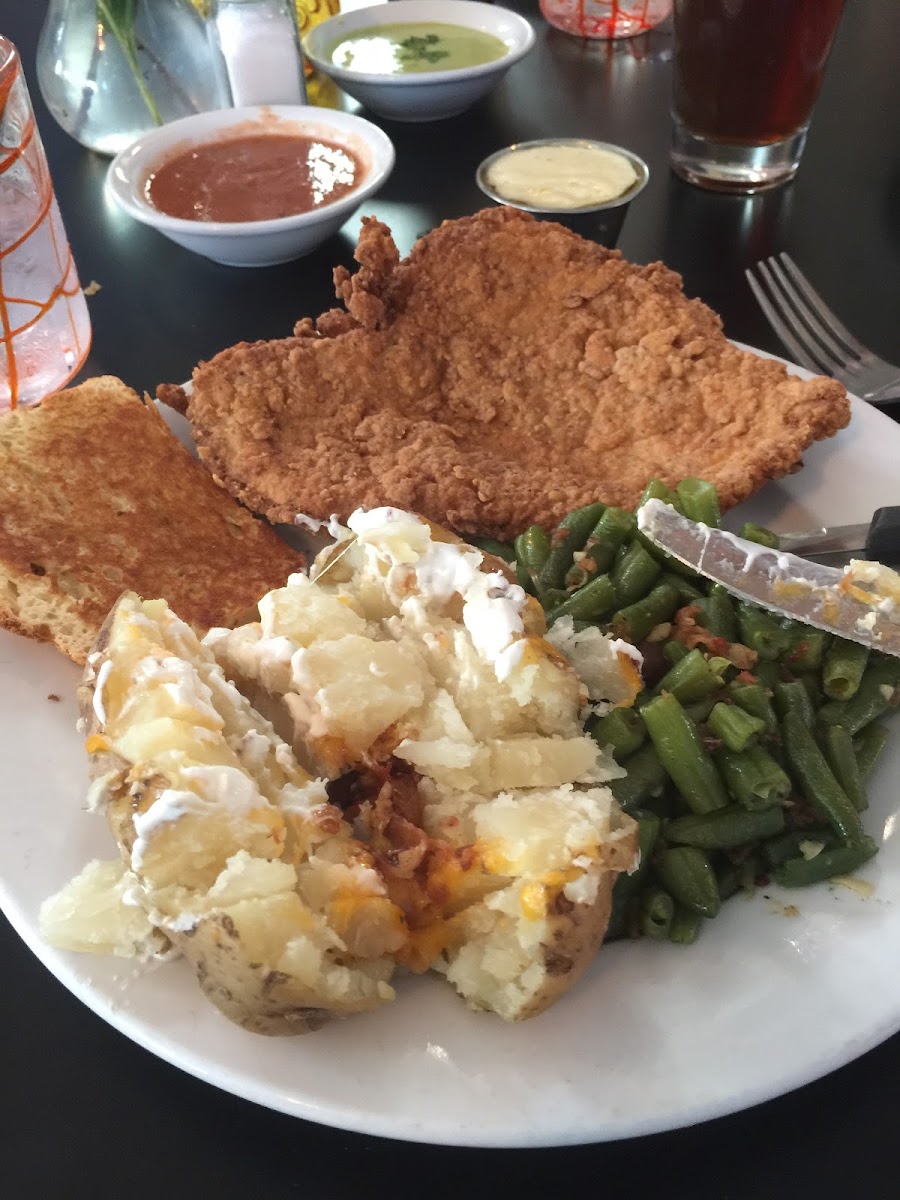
left=162, top=208, right=850, bottom=541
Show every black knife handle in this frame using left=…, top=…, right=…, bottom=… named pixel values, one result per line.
left=866, top=507, right=900, bottom=565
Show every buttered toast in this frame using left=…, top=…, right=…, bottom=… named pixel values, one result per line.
left=0, top=376, right=304, bottom=663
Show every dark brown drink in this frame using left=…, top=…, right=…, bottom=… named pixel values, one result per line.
left=673, top=0, right=846, bottom=146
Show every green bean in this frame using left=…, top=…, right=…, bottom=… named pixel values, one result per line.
left=539, top=503, right=606, bottom=591
left=639, top=479, right=683, bottom=512
left=665, top=803, right=785, bottom=850
left=773, top=837, right=878, bottom=887
left=607, top=813, right=661, bottom=938
left=470, top=536, right=516, bottom=564
left=663, top=640, right=691, bottom=667
left=668, top=905, right=703, bottom=945
left=781, top=625, right=829, bottom=673
left=655, top=648, right=726, bottom=704
left=739, top=522, right=780, bottom=549
left=653, top=846, right=720, bottom=918
left=661, top=572, right=705, bottom=605
left=611, top=581, right=681, bottom=643
left=764, top=829, right=835, bottom=868
left=822, top=639, right=870, bottom=701
left=751, top=660, right=781, bottom=691
left=854, top=723, right=890, bottom=783
left=514, top=526, right=550, bottom=595
left=715, top=745, right=792, bottom=810
left=684, top=696, right=718, bottom=724
left=737, top=603, right=791, bottom=661
left=773, top=678, right=817, bottom=727
left=643, top=784, right=679, bottom=819
left=546, top=574, right=617, bottom=625
left=610, top=540, right=662, bottom=606
left=608, top=743, right=668, bottom=812
left=822, top=724, right=867, bottom=813
left=695, top=587, right=738, bottom=641
left=728, top=681, right=777, bottom=733
left=815, top=698, right=848, bottom=727
left=642, top=693, right=729, bottom=814
left=782, top=710, right=866, bottom=847
left=676, top=478, right=721, bottom=528
left=817, top=657, right=900, bottom=736
left=715, top=862, right=741, bottom=902
left=707, top=702, right=766, bottom=752
left=636, top=812, right=663, bottom=867
left=542, top=587, right=568, bottom=611
left=636, top=531, right=705, bottom=580
left=639, top=885, right=676, bottom=940
left=798, top=671, right=826, bottom=711
left=737, top=852, right=764, bottom=893
left=590, top=706, right=646, bottom=761
left=564, top=507, right=636, bottom=590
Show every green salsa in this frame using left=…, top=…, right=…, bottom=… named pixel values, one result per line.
left=329, top=22, right=509, bottom=75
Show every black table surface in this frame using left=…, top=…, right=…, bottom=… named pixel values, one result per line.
left=3, top=2, right=900, bottom=1196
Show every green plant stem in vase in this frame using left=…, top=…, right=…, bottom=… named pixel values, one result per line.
left=96, top=0, right=163, bottom=124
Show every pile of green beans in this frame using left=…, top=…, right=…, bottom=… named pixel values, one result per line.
left=481, top=477, right=899, bottom=946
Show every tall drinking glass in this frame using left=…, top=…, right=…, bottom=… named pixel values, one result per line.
left=670, top=0, right=846, bottom=192
left=0, top=37, right=91, bottom=411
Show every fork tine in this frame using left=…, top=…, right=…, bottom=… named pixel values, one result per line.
left=745, top=265, right=834, bottom=377
left=767, top=257, right=861, bottom=370
left=778, top=254, right=873, bottom=362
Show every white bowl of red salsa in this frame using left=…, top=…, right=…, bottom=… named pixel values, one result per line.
left=302, top=0, right=535, bottom=123
left=105, top=106, right=395, bottom=267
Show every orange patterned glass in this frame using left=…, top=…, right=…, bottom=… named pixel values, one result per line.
left=0, top=36, right=91, bottom=411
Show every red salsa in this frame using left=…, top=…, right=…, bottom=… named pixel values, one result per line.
left=145, top=134, right=362, bottom=223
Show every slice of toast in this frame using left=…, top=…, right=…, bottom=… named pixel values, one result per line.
left=0, top=376, right=304, bottom=663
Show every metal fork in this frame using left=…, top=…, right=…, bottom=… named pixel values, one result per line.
left=745, top=253, right=900, bottom=404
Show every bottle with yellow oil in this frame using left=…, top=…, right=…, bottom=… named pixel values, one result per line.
left=294, top=0, right=340, bottom=75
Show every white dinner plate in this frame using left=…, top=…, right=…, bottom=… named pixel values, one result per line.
left=2, top=351, right=899, bottom=1148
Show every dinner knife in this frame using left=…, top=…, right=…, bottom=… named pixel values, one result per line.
left=774, top=506, right=900, bottom=564
left=637, top=499, right=900, bottom=657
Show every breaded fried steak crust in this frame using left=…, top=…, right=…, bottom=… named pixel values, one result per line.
left=168, top=208, right=850, bottom=541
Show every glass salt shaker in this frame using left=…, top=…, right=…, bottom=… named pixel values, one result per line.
left=209, top=0, right=307, bottom=106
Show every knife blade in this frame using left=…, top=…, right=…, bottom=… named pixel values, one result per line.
left=775, top=506, right=900, bottom=563
left=637, top=499, right=900, bottom=658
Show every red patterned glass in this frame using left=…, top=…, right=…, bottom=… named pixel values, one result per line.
left=539, top=0, right=672, bottom=39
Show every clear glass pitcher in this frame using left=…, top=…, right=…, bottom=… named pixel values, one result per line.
left=36, top=0, right=225, bottom=155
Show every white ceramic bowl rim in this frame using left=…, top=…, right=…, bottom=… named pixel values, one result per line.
left=476, top=138, right=651, bottom=215
left=105, top=106, right=395, bottom=238
left=303, top=0, right=535, bottom=87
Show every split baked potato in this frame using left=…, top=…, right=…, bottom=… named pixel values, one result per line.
left=42, top=508, right=639, bottom=1033
left=47, top=594, right=403, bottom=1034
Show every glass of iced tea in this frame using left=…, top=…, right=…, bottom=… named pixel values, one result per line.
left=670, top=0, right=847, bottom=192
left=0, top=37, right=91, bottom=410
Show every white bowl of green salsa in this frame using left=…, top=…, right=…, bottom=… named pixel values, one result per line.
left=303, top=0, right=536, bottom=123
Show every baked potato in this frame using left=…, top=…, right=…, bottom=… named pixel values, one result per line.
left=42, top=508, right=639, bottom=1031
left=207, top=507, right=639, bottom=1022
left=43, top=593, right=404, bottom=1034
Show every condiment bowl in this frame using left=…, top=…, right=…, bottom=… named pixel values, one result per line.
left=105, top=106, right=395, bottom=268
left=303, top=0, right=536, bottom=123
left=476, top=138, right=650, bottom=248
